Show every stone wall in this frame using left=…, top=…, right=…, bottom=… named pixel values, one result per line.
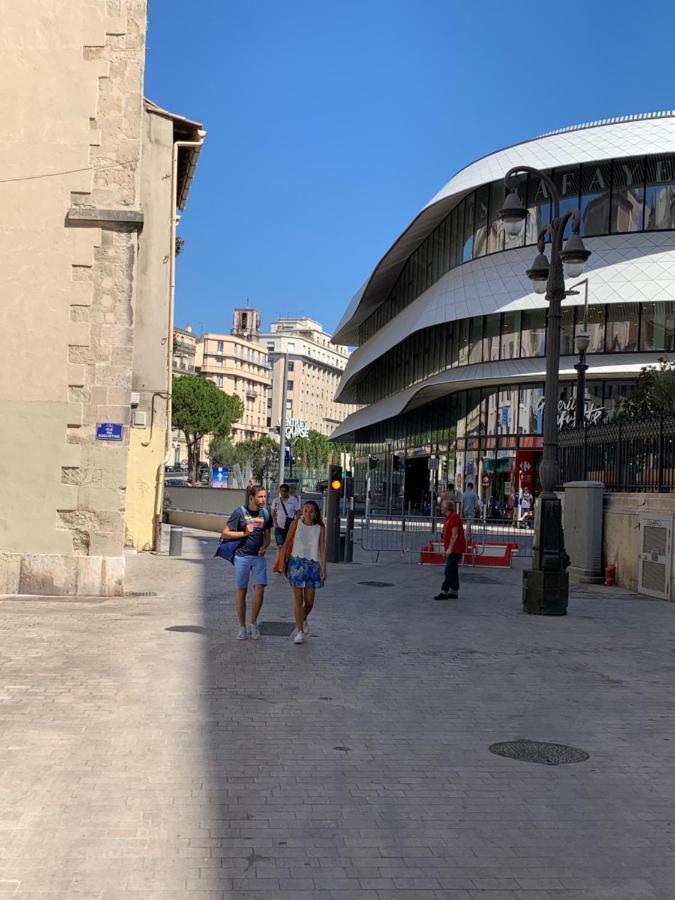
left=603, top=493, right=675, bottom=599
left=0, top=1, right=148, bottom=595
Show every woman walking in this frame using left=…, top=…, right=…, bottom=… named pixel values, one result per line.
left=281, top=501, right=327, bottom=645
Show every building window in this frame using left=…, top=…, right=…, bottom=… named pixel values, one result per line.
left=500, top=311, right=521, bottom=360
left=288, top=361, right=295, bottom=371
left=286, top=400, right=292, bottom=410
left=215, top=375, right=223, bottom=387
left=287, top=342, right=295, bottom=351
left=645, top=154, right=675, bottom=230
left=217, top=340, right=224, bottom=353
left=520, top=309, right=546, bottom=358
left=611, top=157, right=644, bottom=233
left=287, top=381, right=293, bottom=391
left=605, top=304, right=639, bottom=352
left=641, top=302, right=675, bottom=351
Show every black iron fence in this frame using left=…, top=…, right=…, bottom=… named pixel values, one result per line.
left=558, top=415, right=675, bottom=492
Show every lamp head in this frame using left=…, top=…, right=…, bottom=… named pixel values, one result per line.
left=575, top=330, right=591, bottom=354
left=498, top=189, right=528, bottom=236
left=561, top=233, right=591, bottom=278
left=526, top=251, right=550, bottom=295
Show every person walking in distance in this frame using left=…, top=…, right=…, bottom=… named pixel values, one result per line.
left=271, top=483, right=300, bottom=571
left=221, top=485, right=272, bottom=640
left=461, top=481, right=480, bottom=541
left=434, top=499, right=466, bottom=600
left=281, top=501, right=327, bottom=644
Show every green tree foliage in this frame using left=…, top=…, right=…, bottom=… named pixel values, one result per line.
left=290, top=430, right=340, bottom=471
left=617, top=358, right=675, bottom=420
left=208, top=435, right=238, bottom=468
left=172, top=376, right=243, bottom=481
left=235, top=436, right=279, bottom=484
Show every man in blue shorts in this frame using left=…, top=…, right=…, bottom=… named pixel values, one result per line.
left=221, top=485, right=272, bottom=640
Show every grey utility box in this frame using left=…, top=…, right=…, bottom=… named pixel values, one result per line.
left=563, top=481, right=605, bottom=583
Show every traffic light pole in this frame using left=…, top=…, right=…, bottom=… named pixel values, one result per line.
left=277, top=352, right=289, bottom=490
left=325, top=464, right=342, bottom=564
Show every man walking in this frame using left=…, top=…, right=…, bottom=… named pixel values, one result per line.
left=434, top=499, right=466, bottom=601
left=461, top=480, right=480, bottom=539
left=221, top=485, right=272, bottom=640
left=272, top=483, right=300, bottom=570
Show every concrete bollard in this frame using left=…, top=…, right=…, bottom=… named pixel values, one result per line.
left=169, top=525, right=183, bottom=557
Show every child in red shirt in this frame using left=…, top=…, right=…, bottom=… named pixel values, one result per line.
left=435, top=500, right=465, bottom=600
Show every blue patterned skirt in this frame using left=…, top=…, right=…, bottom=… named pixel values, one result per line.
left=287, top=556, right=323, bottom=589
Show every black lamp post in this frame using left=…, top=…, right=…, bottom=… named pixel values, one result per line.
left=499, top=167, right=591, bottom=615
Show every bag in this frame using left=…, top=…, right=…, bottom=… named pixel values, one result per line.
left=213, top=506, right=248, bottom=565
left=272, top=520, right=298, bottom=575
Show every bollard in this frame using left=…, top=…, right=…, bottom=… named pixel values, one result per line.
left=169, top=525, right=183, bottom=557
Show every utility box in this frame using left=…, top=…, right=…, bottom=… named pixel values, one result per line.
left=563, top=481, right=605, bottom=583
left=638, top=513, right=673, bottom=600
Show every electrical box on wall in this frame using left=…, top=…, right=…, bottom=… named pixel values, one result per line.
left=130, top=391, right=140, bottom=408
left=132, top=410, right=147, bottom=428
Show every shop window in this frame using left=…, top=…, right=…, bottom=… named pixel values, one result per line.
left=518, top=385, right=545, bottom=434
left=526, top=171, right=552, bottom=246
left=611, top=157, right=644, bottom=233
left=579, top=160, right=611, bottom=236
left=641, top=302, right=675, bottom=352
left=602, top=382, right=634, bottom=420
left=458, top=319, right=470, bottom=366
left=645, top=154, right=675, bottom=231
left=553, top=165, right=580, bottom=238
left=560, top=306, right=576, bottom=356
left=468, top=317, right=484, bottom=365
left=473, top=185, right=489, bottom=258
left=498, top=388, right=518, bottom=434
left=462, top=194, right=474, bottom=262
left=520, top=308, right=546, bottom=358
left=605, top=304, right=639, bottom=352
left=500, top=311, right=521, bottom=360
left=465, top=389, right=482, bottom=440
left=580, top=305, right=606, bottom=353
left=483, top=314, right=500, bottom=361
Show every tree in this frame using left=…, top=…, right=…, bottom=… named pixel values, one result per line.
left=616, top=358, right=675, bottom=420
left=235, top=436, right=279, bottom=485
left=172, top=376, right=243, bottom=481
left=208, top=435, right=238, bottom=468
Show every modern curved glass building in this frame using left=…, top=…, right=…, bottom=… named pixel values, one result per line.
left=331, top=112, right=675, bottom=509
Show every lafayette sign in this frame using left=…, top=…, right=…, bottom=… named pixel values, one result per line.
left=535, top=396, right=606, bottom=428
left=285, top=418, right=308, bottom=439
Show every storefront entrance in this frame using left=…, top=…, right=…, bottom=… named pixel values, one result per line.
left=404, top=456, right=430, bottom=512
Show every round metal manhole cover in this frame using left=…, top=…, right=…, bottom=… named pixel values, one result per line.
left=357, top=581, right=395, bottom=588
left=489, top=739, right=589, bottom=766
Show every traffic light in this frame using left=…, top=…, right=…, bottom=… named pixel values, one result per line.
left=368, top=455, right=378, bottom=470
left=344, top=471, right=354, bottom=499
left=329, top=464, right=343, bottom=493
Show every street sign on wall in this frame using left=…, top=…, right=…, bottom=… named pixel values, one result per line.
left=96, top=423, right=124, bottom=442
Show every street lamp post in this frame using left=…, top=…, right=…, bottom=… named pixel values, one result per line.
left=499, top=167, right=591, bottom=615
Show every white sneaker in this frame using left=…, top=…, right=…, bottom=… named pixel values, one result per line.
left=293, top=630, right=304, bottom=644
left=302, top=620, right=309, bottom=635
left=236, top=626, right=247, bottom=640
left=249, top=623, right=260, bottom=640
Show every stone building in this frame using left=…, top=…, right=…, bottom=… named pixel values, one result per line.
left=0, top=2, right=204, bottom=593
left=262, top=317, right=359, bottom=437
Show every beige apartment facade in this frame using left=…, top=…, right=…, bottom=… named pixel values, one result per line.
left=262, top=318, right=359, bottom=436
left=0, top=2, right=204, bottom=592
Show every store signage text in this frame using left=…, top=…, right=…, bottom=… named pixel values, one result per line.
left=535, top=396, right=606, bottom=428
left=285, top=418, right=308, bottom=439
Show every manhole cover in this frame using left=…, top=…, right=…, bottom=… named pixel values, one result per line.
left=489, top=739, right=589, bottom=766
left=258, top=621, right=295, bottom=636
left=166, top=625, right=207, bottom=635
left=357, top=581, right=394, bottom=588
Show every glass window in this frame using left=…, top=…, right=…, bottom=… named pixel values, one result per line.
left=526, top=171, right=552, bottom=245
left=458, top=318, right=470, bottom=366
left=469, top=317, right=484, bottom=365
left=641, top=301, right=675, bottom=351
left=605, top=304, right=639, bottom=352
left=520, top=308, right=546, bottom=358
left=465, top=389, right=482, bottom=438
left=560, top=306, right=576, bottom=356
left=498, top=388, right=518, bottom=435
left=602, top=382, right=633, bottom=421
left=217, top=340, right=224, bottom=353
left=449, top=207, right=460, bottom=270
left=462, top=194, right=475, bottom=262
left=473, top=186, right=489, bottom=258
left=455, top=392, right=468, bottom=439
left=580, top=305, right=605, bottom=353
left=288, top=360, right=295, bottom=371
left=611, top=157, right=644, bottom=233
left=483, top=314, right=500, bottom=361
left=579, top=160, right=611, bottom=236
left=553, top=165, right=581, bottom=238
left=519, top=384, right=545, bottom=434
left=645, top=154, right=675, bottom=231
left=500, top=311, right=521, bottom=360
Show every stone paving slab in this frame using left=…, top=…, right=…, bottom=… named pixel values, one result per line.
left=0, top=527, right=674, bottom=898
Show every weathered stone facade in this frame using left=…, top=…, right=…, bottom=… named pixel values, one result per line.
left=0, top=1, right=148, bottom=595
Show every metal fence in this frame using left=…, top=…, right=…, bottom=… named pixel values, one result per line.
left=559, top=415, right=675, bottom=492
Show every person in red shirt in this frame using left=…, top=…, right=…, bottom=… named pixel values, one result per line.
left=434, top=499, right=466, bottom=600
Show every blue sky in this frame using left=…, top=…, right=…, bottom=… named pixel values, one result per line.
left=145, top=0, right=675, bottom=337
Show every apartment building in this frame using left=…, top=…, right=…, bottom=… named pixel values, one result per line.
left=262, top=317, right=359, bottom=436
left=173, top=325, right=198, bottom=375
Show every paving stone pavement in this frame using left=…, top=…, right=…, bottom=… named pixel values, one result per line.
left=1, top=526, right=675, bottom=899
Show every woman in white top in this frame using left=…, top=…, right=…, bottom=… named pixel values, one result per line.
left=283, top=501, right=327, bottom=644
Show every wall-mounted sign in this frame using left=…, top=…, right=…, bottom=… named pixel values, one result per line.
left=96, top=422, right=124, bottom=442
left=285, top=418, right=308, bottom=439
left=211, top=466, right=229, bottom=488
left=535, top=396, right=606, bottom=428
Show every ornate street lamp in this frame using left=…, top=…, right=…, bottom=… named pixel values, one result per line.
left=499, top=167, right=591, bottom=615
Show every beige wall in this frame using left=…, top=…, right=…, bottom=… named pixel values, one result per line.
left=0, top=1, right=147, bottom=595
left=603, top=493, right=675, bottom=599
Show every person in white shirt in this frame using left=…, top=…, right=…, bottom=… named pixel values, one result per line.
left=271, top=483, right=300, bottom=571
left=279, top=501, right=327, bottom=644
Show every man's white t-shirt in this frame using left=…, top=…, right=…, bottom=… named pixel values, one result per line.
left=272, top=494, right=300, bottom=529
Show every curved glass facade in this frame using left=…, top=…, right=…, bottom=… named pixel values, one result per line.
left=350, top=301, right=674, bottom=405
left=358, top=153, right=675, bottom=345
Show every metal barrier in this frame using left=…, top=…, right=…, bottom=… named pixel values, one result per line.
left=357, top=512, right=533, bottom=563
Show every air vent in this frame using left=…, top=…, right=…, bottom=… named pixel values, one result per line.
left=638, top=514, right=672, bottom=600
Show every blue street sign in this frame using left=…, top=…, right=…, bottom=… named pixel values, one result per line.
left=211, top=466, right=229, bottom=488
left=501, top=406, right=510, bottom=428
left=96, top=422, right=124, bottom=441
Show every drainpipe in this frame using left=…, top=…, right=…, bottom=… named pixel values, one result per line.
left=152, top=131, right=206, bottom=550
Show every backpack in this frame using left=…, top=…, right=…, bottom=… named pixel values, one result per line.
left=213, top=506, right=270, bottom=564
